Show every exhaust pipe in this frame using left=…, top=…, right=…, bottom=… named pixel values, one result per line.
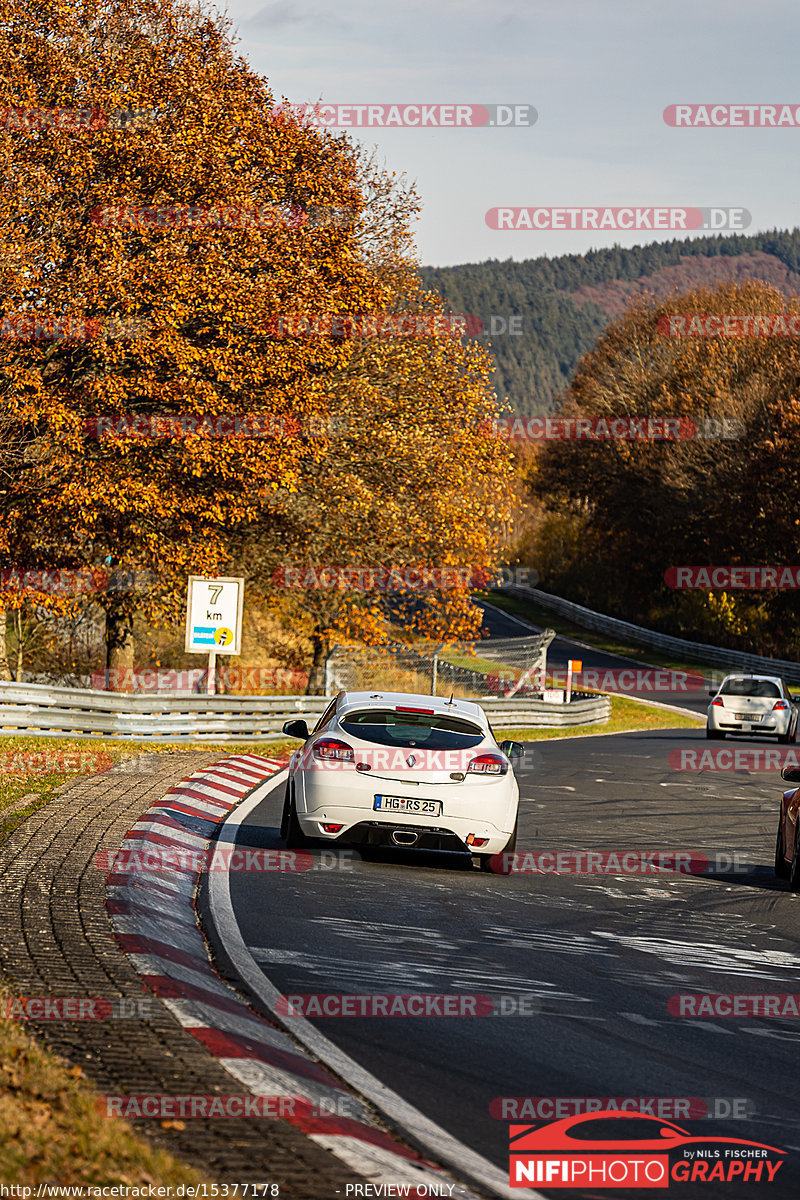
left=391, top=830, right=418, bottom=846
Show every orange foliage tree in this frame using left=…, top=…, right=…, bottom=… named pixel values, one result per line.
left=0, top=0, right=514, bottom=688
left=525, top=281, right=800, bottom=652
left=0, top=0, right=382, bottom=681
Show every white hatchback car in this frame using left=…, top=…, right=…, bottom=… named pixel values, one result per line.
left=706, top=674, right=799, bottom=742
left=281, top=690, right=522, bottom=869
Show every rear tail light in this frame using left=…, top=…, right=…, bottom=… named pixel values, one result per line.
left=773, top=701, right=790, bottom=711
left=467, top=752, right=508, bottom=776
left=466, top=835, right=489, bottom=847
left=711, top=698, right=724, bottom=706
left=312, top=737, right=354, bottom=763
left=321, top=823, right=344, bottom=833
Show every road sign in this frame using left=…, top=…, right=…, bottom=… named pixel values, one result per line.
left=185, top=576, right=244, bottom=656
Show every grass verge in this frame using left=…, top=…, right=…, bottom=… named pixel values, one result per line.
left=0, top=738, right=294, bottom=849
left=0, top=992, right=208, bottom=1186
left=0, top=738, right=287, bottom=1187
left=501, top=693, right=702, bottom=741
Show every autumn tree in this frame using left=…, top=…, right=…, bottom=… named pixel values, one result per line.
left=0, top=0, right=383, bottom=684
left=238, top=250, right=515, bottom=693
left=524, top=281, right=800, bottom=653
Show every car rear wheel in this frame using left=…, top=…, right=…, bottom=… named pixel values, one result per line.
left=775, top=813, right=790, bottom=878
left=789, top=823, right=800, bottom=892
left=281, top=781, right=307, bottom=849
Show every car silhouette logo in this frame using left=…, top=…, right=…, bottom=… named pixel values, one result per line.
left=509, top=1111, right=785, bottom=1189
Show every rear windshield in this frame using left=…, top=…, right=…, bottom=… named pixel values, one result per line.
left=720, top=678, right=780, bottom=698
left=340, top=708, right=484, bottom=749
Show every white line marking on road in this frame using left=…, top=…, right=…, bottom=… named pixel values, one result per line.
left=208, top=770, right=542, bottom=1200
left=619, top=1012, right=661, bottom=1026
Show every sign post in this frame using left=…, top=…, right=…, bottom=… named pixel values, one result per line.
left=566, top=659, right=582, bottom=704
left=184, top=576, right=244, bottom=695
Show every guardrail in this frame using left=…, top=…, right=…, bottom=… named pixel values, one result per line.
left=0, top=681, right=610, bottom=740
left=501, top=585, right=800, bottom=685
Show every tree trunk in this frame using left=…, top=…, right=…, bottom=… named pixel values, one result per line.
left=104, top=604, right=135, bottom=692
left=13, top=608, right=22, bottom=682
left=0, top=606, right=11, bottom=681
left=306, top=631, right=331, bottom=695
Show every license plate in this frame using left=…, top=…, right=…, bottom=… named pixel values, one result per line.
left=736, top=712, right=760, bottom=722
left=374, top=795, right=442, bottom=816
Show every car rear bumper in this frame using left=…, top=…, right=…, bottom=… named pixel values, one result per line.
left=707, top=708, right=791, bottom=735
left=323, top=820, right=473, bottom=852
left=293, top=771, right=517, bottom=852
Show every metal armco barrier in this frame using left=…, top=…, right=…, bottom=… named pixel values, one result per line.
left=0, top=681, right=610, bottom=740
left=503, top=585, right=800, bottom=685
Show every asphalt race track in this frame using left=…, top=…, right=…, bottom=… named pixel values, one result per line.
left=476, top=598, right=711, bottom=716
left=213, top=727, right=800, bottom=1199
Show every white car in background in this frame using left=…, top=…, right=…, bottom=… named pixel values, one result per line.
left=281, top=690, right=522, bottom=870
left=706, top=673, right=799, bottom=742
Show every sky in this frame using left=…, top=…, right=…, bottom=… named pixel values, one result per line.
left=219, top=0, right=799, bottom=267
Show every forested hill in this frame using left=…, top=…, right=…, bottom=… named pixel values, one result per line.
left=419, top=229, right=800, bottom=419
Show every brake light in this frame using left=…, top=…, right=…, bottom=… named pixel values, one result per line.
left=467, top=752, right=508, bottom=776
left=321, top=823, right=344, bottom=833
left=312, top=737, right=354, bottom=762
left=773, top=701, right=790, bottom=711
left=711, top=698, right=724, bottom=706
left=396, top=706, right=434, bottom=714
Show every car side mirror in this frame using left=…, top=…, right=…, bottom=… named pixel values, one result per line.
left=781, top=767, right=800, bottom=783
left=708, top=690, right=717, bottom=698
left=499, top=740, right=525, bottom=760
left=282, top=718, right=310, bottom=740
